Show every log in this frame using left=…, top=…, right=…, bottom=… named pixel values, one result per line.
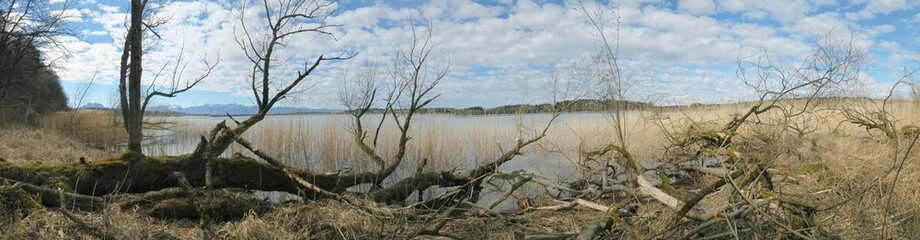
left=637, top=175, right=682, bottom=209
left=0, top=177, right=105, bottom=211
left=0, top=121, right=551, bottom=208
left=0, top=154, right=367, bottom=197
left=130, top=188, right=272, bottom=221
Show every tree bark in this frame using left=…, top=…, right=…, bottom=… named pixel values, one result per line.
left=0, top=153, right=428, bottom=200
left=118, top=0, right=145, bottom=153
left=127, top=0, right=144, bottom=152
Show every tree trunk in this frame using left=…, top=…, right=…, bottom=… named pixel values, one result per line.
left=201, top=112, right=265, bottom=158
left=125, top=0, right=144, bottom=153
left=0, top=152, right=407, bottom=198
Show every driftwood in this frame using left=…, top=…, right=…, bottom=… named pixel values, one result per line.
left=637, top=175, right=683, bottom=210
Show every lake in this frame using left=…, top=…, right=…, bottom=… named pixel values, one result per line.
left=140, top=113, right=662, bottom=210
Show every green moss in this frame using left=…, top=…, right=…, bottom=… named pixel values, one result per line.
left=118, top=150, right=147, bottom=163
left=148, top=199, right=197, bottom=220
left=12, top=210, right=48, bottom=239
left=0, top=185, right=42, bottom=219
left=144, top=189, right=272, bottom=221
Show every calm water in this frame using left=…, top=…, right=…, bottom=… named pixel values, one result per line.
left=141, top=113, right=640, bottom=210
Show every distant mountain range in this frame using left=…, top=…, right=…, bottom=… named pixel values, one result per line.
left=80, top=103, right=337, bottom=115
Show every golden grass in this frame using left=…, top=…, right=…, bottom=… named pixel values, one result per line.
left=2, top=98, right=920, bottom=238
left=0, top=127, right=115, bottom=164
left=41, top=109, right=128, bottom=149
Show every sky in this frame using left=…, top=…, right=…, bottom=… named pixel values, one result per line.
left=43, top=0, right=920, bottom=109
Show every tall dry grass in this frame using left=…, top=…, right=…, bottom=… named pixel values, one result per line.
left=134, top=98, right=920, bottom=237
left=3, top=98, right=919, bottom=238
left=0, top=127, right=115, bottom=164
left=641, top=99, right=920, bottom=238
left=41, top=109, right=128, bottom=149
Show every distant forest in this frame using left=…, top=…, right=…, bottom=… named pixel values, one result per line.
left=360, top=99, right=655, bottom=115
left=0, top=33, right=69, bottom=125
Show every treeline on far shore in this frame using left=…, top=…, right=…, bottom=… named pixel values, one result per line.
left=360, top=99, right=655, bottom=115
left=136, top=97, right=904, bottom=117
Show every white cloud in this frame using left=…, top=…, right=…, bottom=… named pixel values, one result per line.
left=719, top=0, right=813, bottom=22
left=47, top=0, right=912, bottom=108
left=678, top=0, right=715, bottom=15
left=425, top=0, right=505, bottom=20
left=53, top=9, right=84, bottom=21
left=846, top=0, right=920, bottom=20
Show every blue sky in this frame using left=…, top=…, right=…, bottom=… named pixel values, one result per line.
left=46, top=0, right=920, bottom=109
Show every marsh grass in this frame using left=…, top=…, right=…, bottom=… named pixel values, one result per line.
left=0, top=127, right=115, bottom=164
left=2, top=99, right=920, bottom=238
left=41, top=110, right=128, bottom=149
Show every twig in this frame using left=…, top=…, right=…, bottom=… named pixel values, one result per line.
left=487, top=176, right=532, bottom=210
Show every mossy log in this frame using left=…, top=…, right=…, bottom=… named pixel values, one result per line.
left=0, top=152, right=367, bottom=197
left=126, top=188, right=273, bottom=221
left=0, top=132, right=536, bottom=220
left=0, top=184, right=43, bottom=219
left=0, top=151, right=489, bottom=208
left=1, top=177, right=104, bottom=211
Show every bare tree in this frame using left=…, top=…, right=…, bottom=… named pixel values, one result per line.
left=564, top=1, right=873, bottom=238
left=118, top=0, right=217, bottom=153
left=0, top=0, right=75, bottom=121
left=0, top=6, right=578, bottom=237
left=569, top=1, right=645, bottom=195
left=836, top=66, right=918, bottom=238
left=195, top=0, right=348, bottom=158
left=338, top=17, right=448, bottom=189
left=0, top=0, right=73, bottom=84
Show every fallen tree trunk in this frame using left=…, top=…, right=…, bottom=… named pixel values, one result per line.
left=0, top=177, right=105, bottom=211
left=0, top=145, right=539, bottom=212
left=0, top=152, right=402, bottom=198
left=1, top=116, right=556, bottom=222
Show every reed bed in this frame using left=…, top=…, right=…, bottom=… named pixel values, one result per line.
left=41, top=109, right=128, bottom=149
left=4, top=98, right=918, bottom=238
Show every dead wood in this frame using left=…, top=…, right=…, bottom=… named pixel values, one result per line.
left=0, top=176, right=105, bottom=211
left=487, top=176, right=533, bottom=210
left=58, top=206, right=112, bottom=239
